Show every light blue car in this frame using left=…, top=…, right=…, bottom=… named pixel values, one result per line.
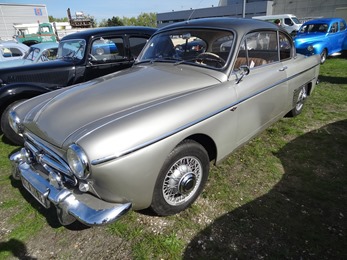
left=0, top=41, right=29, bottom=62
left=294, top=18, right=347, bottom=64
left=0, top=42, right=58, bottom=69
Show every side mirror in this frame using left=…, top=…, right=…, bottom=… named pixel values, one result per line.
left=236, top=65, right=250, bottom=84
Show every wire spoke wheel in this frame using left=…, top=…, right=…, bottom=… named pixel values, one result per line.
left=162, top=156, right=202, bottom=206
left=151, top=140, right=209, bottom=216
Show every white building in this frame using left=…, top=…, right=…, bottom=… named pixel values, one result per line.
left=0, top=3, right=49, bottom=41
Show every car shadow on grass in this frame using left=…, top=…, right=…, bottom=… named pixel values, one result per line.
left=319, top=75, right=347, bottom=84
left=0, top=239, right=36, bottom=260
left=10, top=175, right=89, bottom=230
left=184, top=120, right=347, bottom=259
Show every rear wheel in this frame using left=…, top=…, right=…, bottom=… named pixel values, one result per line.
left=1, top=100, right=26, bottom=145
left=287, top=85, right=308, bottom=117
left=320, top=49, right=327, bottom=64
left=150, top=140, right=210, bottom=216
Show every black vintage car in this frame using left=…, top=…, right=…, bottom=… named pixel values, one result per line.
left=0, top=26, right=156, bottom=144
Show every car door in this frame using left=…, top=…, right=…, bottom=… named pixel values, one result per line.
left=232, top=30, right=288, bottom=146
left=327, top=21, right=342, bottom=54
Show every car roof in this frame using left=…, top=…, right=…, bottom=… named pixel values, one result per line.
left=0, top=41, right=29, bottom=50
left=156, top=17, right=284, bottom=35
left=61, top=26, right=157, bottom=41
left=303, top=18, right=345, bottom=25
left=30, top=42, right=59, bottom=49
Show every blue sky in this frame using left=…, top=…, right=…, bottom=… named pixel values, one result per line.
left=4, top=0, right=219, bottom=23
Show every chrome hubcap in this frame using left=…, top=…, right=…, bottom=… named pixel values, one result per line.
left=296, top=87, right=307, bottom=111
left=162, top=156, right=202, bottom=206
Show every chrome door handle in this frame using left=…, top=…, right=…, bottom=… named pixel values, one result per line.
left=279, top=66, right=288, bottom=71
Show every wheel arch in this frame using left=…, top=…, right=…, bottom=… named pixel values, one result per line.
left=0, top=87, right=49, bottom=118
left=182, top=134, right=217, bottom=164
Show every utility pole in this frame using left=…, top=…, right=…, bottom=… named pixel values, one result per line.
left=243, top=0, right=246, bottom=18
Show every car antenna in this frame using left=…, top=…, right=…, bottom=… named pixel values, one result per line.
left=187, top=0, right=205, bottom=21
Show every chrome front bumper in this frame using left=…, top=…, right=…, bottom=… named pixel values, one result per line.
left=10, top=149, right=132, bottom=226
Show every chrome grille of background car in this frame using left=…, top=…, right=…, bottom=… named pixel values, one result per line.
left=24, top=133, right=77, bottom=186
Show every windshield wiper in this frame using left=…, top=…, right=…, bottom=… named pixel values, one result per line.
left=136, top=57, right=181, bottom=65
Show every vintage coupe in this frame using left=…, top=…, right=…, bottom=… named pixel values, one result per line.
left=0, top=41, right=29, bottom=62
left=294, top=18, right=347, bottom=64
left=10, top=18, right=320, bottom=226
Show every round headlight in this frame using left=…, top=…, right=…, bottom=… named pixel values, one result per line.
left=67, top=144, right=89, bottom=179
left=8, top=111, right=22, bottom=135
left=307, top=45, right=314, bottom=52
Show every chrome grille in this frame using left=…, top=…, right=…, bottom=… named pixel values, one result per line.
left=24, top=133, right=76, bottom=183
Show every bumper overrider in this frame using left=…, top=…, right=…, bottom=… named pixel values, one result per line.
left=10, top=148, right=132, bottom=226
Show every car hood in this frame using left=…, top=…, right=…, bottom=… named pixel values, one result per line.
left=23, top=63, right=223, bottom=148
left=295, top=33, right=326, bottom=44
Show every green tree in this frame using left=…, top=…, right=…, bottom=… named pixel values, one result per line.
left=136, top=13, right=157, bottom=27
left=99, top=12, right=157, bottom=28
left=103, top=16, right=124, bottom=27
left=48, top=15, right=69, bottom=22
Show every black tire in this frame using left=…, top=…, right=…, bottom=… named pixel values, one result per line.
left=320, top=49, right=327, bottom=64
left=1, top=100, right=25, bottom=145
left=287, top=85, right=308, bottom=117
left=150, top=140, right=210, bottom=216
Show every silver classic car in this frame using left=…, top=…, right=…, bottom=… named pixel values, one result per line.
left=9, top=18, right=320, bottom=226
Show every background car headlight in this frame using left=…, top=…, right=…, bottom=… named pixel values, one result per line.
left=307, top=45, right=314, bottom=52
left=67, top=144, right=89, bottom=179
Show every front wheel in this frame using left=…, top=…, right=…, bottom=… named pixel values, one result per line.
left=1, top=100, right=26, bottom=145
left=150, top=140, right=210, bottom=216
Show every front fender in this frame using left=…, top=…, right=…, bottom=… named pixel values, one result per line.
left=311, top=42, right=326, bottom=55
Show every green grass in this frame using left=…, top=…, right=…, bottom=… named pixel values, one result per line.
left=0, top=57, right=346, bottom=259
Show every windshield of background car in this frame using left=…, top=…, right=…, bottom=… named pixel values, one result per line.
left=24, top=47, right=40, bottom=61
left=291, top=17, right=301, bottom=24
left=137, top=29, right=234, bottom=69
left=57, top=39, right=86, bottom=60
left=299, top=23, right=328, bottom=33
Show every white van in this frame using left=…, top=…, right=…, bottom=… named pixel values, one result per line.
left=252, top=14, right=302, bottom=35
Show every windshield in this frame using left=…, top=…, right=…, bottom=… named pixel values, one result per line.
left=23, top=47, right=40, bottom=61
left=292, top=17, right=301, bottom=24
left=299, top=23, right=328, bottom=33
left=137, top=29, right=234, bottom=69
left=57, top=39, right=86, bottom=60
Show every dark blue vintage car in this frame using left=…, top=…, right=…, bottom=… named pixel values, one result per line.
left=294, top=18, right=347, bottom=63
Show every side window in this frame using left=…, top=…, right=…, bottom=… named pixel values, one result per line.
left=284, top=18, right=293, bottom=26
left=234, top=31, right=278, bottom=70
left=339, top=21, right=346, bottom=31
left=279, top=32, right=293, bottom=61
left=329, top=23, right=338, bottom=33
left=129, top=37, right=149, bottom=59
left=1, top=47, right=24, bottom=58
left=90, top=37, right=125, bottom=63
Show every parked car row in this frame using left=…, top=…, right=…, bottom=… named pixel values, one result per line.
left=0, top=26, right=157, bottom=145
left=5, top=18, right=321, bottom=227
